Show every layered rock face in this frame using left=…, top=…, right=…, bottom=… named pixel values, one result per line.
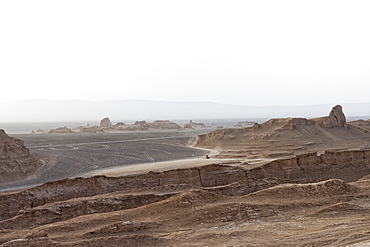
left=322, top=105, right=347, bottom=128
left=0, top=130, right=42, bottom=184
left=247, top=149, right=370, bottom=182
left=1, top=149, right=370, bottom=246
left=99, top=117, right=112, bottom=128
left=0, top=149, right=369, bottom=222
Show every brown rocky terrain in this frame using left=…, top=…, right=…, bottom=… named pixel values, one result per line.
left=74, top=119, right=183, bottom=133
left=0, top=130, right=42, bottom=184
left=196, top=105, right=370, bottom=160
left=350, top=119, right=370, bottom=132
left=1, top=149, right=370, bottom=246
left=2, top=105, right=370, bottom=246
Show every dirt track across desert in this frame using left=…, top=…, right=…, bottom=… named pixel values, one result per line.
left=2, top=130, right=210, bottom=191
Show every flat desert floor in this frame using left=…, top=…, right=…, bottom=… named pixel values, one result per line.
left=2, top=130, right=210, bottom=191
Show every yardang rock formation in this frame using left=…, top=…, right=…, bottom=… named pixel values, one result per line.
left=196, top=105, right=370, bottom=160
left=99, top=117, right=113, bottom=129
left=318, top=104, right=348, bottom=128
left=0, top=129, right=42, bottom=184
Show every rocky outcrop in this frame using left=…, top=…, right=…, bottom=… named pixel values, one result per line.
left=195, top=105, right=370, bottom=158
left=1, top=148, right=370, bottom=246
left=246, top=149, right=370, bottom=182
left=125, top=121, right=148, bottom=131
left=53, top=119, right=182, bottom=133
left=126, top=120, right=181, bottom=131
left=184, top=120, right=206, bottom=129
left=0, top=193, right=172, bottom=229
left=0, top=165, right=246, bottom=221
left=48, top=126, right=74, bottom=134
left=100, top=117, right=112, bottom=129
left=150, top=120, right=181, bottom=129
left=112, top=122, right=126, bottom=130
left=0, top=130, right=42, bottom=184
left=1, top=149, right=369, bottom=222
left=0, top=130, right=29, bottom=159
left=79, top=126, right=103, bottom=133
left=321, top=105, right=347, bottom=128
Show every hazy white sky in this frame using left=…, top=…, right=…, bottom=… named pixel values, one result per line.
left=1, top=0, right=369, bottom=106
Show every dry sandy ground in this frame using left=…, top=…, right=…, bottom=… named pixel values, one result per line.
left=84, top=157, right=223, bottom=177
left=83, top=148, right=243, bottom=177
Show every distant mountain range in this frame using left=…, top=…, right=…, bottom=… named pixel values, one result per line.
left=0, top=99, right=369, bottom=122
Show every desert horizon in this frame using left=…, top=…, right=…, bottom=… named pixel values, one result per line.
left=1, top=99, right=370, bottom=123
left=2, top=0, right=370, bottom=245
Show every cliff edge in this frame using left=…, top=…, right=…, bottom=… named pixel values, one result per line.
left=0, top=129, right=42, bottom=184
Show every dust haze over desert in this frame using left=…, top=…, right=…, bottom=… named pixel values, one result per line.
left=1, top=1, right=370, bottom=247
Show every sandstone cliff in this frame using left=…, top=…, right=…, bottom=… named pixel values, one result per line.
left=0, top=130, right=42, bottom=184
left=1, top=149, right=369, bottom=222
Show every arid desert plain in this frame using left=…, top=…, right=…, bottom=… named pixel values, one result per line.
left=1, top=106, right=370, bottom=246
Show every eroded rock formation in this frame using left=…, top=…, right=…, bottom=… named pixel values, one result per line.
left=1, top=149, right=369, bottom=222
left=125, top=120, right=181, bottom=131
left=48, top=126, right=74, bottom=134
left=195, top=105, right=370, bottom=159
left=0, top=130, right=42, bottom=184
left=321, top=105, right=347, bottom=128
left=150, top=120, right=181, bottom=129
left=100, top=117, right=112, bottom=129
left=111, top=122, right=126, bottom=130
left=184, top=120, right=206, bottom=129
left=79, top=126, right=103, bottom=133
left=1, top=149, right=370, bottom=246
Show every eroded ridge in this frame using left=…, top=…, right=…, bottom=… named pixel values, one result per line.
left=1, top=149, right=370, bottom=246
